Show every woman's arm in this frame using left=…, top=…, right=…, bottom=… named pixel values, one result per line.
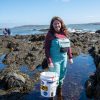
left=67, top=47, right=73, bottom=64
left=44, top=33, right=53, bottom=64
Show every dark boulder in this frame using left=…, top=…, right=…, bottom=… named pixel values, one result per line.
left=95, top=30, right=100, bottom=33
left=88, top=46, right=100, bottom=68
left=85, top=73, right=97, bottom=99
left=0, top=68, right=34, bottom=93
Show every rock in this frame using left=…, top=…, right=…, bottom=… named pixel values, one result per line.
left=85, top=74, right=96, bottom=99
left=94, top=84, right=100, bottom=100
left=2, top=72, right=25, bottom=89
left=86, top=46, right=100, bottom=99
left=0, top=32, right=99, bottom=68
left=2, top=35, right=45, bottom=68
left=95, top=30, right=100, bottom=33
left=88, top=46, right=100, bottom=68
left=29, top=34, right=45, bottom=42
left=7, top=72, right=25, bottom=83
left=7, top=41, right=19, bottom=51
left=96, top=68, right=100, bottom=83
left=0, top=68, right=34, bottom=93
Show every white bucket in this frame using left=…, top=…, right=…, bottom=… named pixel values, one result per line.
left=40, top=72, right=59, bottom=97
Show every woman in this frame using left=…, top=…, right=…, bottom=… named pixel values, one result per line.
left=45, top=16, right=73, bottom=100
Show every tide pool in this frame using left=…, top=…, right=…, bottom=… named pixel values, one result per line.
left=0, top=54, right=96, bottom=100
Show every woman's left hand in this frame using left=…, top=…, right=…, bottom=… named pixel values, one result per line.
left=69, top=59, right=73, bottom=64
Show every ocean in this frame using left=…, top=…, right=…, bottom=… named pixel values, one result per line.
left=0, top=24, right=100, bottom=36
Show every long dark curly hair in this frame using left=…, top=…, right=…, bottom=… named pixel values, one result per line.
left=49, top=16, right=69, bottom=36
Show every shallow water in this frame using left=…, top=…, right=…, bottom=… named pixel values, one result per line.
left=62, top=54, right=96, bottom=100
left=0, top=54, right=96, bottom=100
left=18, top=54, right=96, bottom=100
left=0, top=54, right=6, bottom=70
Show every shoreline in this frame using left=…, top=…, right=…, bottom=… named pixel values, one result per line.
left=0, top=32, right=100, bottom=99
left=0, top=32, right=99, bottom=67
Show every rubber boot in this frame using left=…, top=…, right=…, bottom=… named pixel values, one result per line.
left=56, top=86, right=63, bottom=100
left=49, top=97, right=54, bottom=100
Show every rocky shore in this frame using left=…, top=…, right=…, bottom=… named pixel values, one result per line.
left=0, top=32, right=99, bottom=67
left=85, top=46, right=100, bottom=99
left=0, top=32, right=100, bottom=99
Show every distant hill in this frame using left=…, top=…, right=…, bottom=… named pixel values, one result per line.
left=12, top=22, right=100, bottom=29
left=87, top=22, right=100, bottom=25
left=13, top=25, right=48, bottom=28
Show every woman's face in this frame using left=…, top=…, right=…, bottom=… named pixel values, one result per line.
left=53, top=20, right=61, bottom=32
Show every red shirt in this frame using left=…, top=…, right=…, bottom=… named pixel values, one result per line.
left=45, top=32, right=73, bottom=64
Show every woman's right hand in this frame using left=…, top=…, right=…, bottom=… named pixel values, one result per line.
left=69, top=58, right=73, bottom=64
left=48, top=63, right=54, bottom=68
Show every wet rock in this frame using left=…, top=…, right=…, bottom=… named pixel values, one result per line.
left=0, top=67, right=34, bottom=93
left=29, top=34, right=45, bottom=42
left=7, top=41, right=19, bottom=51
left=94, top=84, right=100, bottom=100
left=71, top=46, right=81, bottom=56
left=96, top=68, right=100, bottom=83
left=0, top=32, right=99, bottom=67
left=95, top=30, right=100, bottom=33
left=7, top=72, right=25, bottom=83
left=31, top=46, right=39, bottom=51
left=89, top=46, right=100, bottom=68
left=85, top=73, right=96, bottom=99
left=24, top=51, right=36, bottom=67
left=86, top=46, right=100, bottom=99
left=1, top=34, right=45, bottom=69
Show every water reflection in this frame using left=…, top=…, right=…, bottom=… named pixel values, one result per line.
left=19, top=65, right=43, bottom=79
left=23, top=54, right=96, bottom=100
left=0, top=54, right=96, bottom=100
left=62, top=54, right=96, bottom=100
left=0, top=54, right=6, bottom=70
